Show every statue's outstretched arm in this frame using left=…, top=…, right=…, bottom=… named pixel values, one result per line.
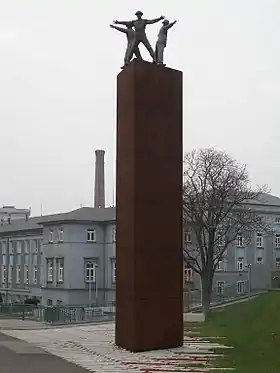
left=110, top=25, right=128, bottom=33
left=114, top=20, right=133, bottom=26
left=146, top=16, right=164, bottom=25
left=166, top=20, right=177, bottom=30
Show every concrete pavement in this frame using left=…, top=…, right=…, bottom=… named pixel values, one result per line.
left=0, top=332, right=89, bottom=373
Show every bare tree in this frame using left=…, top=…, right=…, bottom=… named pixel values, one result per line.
left=183, top=148, right=268, bottom=317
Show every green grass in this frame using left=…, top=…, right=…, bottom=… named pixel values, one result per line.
left=185, top=292, right=280, bottom=373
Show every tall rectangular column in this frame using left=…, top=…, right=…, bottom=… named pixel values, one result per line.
left=116, top=59, right=183, bottom=352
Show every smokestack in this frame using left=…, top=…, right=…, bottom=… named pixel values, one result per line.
left=94, top=149, right=105, bottom=208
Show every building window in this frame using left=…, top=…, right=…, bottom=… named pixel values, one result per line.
left=24, top=255, right=29, bottom=266
left=256, top=233, right=263, bottom=248
left=183, top=231, right=191, bottom=244
left=16, top=266, right=20, bottom=284
left=47, top=259, right=53, bottom=282
left=11, top=241, right=16, bottom=252
left=34, top=239, right=39, bottom=252
left=237, top=235, right=244, bottom=247
left=2, top=254, right=6, bottom=266
left=276, top=258, right=280, bottom=269
left=275, top=217, right=280, bottom=224
left=16, top=254, right=21, bottom=265
left=217, top=281, right=225, bottom=295
left=237, top=257, right=244, bottom=271
left=16, top=241, right=22, bottom=254
left=33, top=254, right=38, bottom=266
left=237, top=281, right=246, bottom=294
left=85, top=261, right=97, bottom=282
left=24, top=241, right=30, bottom=254
left=217, top=260, right=226, bottom=271
left=57, top=258, right=64, bottom=283
left=183, top=263, right=193, bottom=284
left=1, top=243, right=7, bottom=254
left=49, top=230, right=54, bottom=243
left=112, top=260, right=116, bottom=283
left=87, top=229, right=96, bottom=242
left=1, top=265, right=6, bottom=283
left=256, top=256, right=263, bottom=265
left=112, top=227, right=116, bottom=243
left=275, top=234, right=280, bottom=248
left=8, top=266, right=12, bottom=283
left=9, top=254, right=14, bottom=266
left=58, top=229, right=64, bottom=243
left=24, top=266, right=29, bottom=284
left=33, top=266, right=38, bottom=284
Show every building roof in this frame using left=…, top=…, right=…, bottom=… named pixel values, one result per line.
left=0, top=217, right=42, bottom=234
left=0, top=193, right=279, bottom=235
left=245, top=193, right=280, bottom=207
left=38, top=207, right=116, bottom=225
left=0, top=207, right=116, bottom=234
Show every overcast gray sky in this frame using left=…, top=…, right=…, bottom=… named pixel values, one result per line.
left=1, top=0, right=279, bottom=215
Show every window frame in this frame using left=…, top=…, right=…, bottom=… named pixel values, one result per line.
left=216, top=281, right=225, bottom=295
left=58, top=229, right=64, bottom=243
left=112, top=259, right=116, bottom=283
left=46, top=258, right=54, bottom=282
left=183, top=230, right=191, bottom=244
left=24, top=265, right=29, bottom=284
left=275, top=234, right=280, bottom=248
left=237, top=257, right=244, bottom=271
left=112, top=227, right=116, bottom=243
left=49, top=230, right=54, bottom=243
left=256, top=233, right=264, bottom=248
left=237, top=235, right=244, bottom=247
left=33, top=265, right=38, bottom=284
left=237, top=280, right=246, bottom=294
left=1, top=265, right=6, bottom=284
left=16, top=265, right=20, bottom=284
left=84, top=261, right=97, bottom=283
left=56, top=258, right=64, bottom=283
left=183, top=263, right=193, bottom=283
left=87, top=229, right=96, bottom=243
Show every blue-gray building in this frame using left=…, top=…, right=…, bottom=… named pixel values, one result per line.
left=183, top=193, right=280, bottom=295
left=1, top=193, right=280, bottom=306
left=0, top=207, right=116, bottom=306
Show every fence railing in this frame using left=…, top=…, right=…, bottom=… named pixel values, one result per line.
left=184, top=280, right=250, bottom=311
left=0, top=281, right=252, bottom=323
left=0, top=303, right=116, bottom=324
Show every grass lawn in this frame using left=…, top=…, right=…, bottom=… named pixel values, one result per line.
left=185, top=292, right=280, bottom=373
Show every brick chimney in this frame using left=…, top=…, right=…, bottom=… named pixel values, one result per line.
left=94, top=149, right=105, bottom=208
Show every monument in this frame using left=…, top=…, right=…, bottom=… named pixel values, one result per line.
left=113, top=11, right=183, bottom=352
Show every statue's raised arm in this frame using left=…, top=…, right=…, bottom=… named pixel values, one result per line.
left=113, top=20, right=133, bottom=27
left=145, top=15, right=165, bottom=25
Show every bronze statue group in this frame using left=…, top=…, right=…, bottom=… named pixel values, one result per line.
left=110, top=10, right=176, bottom=69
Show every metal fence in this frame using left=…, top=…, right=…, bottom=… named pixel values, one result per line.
left=184, top=280, right=250, bottom=312
left=0, top=281, right=252, bottom=323
left=0, top=303, right=116, bottom=324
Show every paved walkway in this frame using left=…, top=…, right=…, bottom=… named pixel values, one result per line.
left=1, top=322, right=231, bottom=372
left=0, top=332, right=89, bottom=373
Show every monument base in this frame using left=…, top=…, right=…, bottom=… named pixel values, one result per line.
left=116, top=59, right=183, bottom=352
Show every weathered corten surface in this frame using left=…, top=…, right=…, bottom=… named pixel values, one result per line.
left=116, top=59, right=183, bottom=352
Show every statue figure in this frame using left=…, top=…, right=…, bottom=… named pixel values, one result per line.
left=110, top=23, right=142, bottom=69
left=155, top=19, right=177, bottom=66
left=113, top=11, right=165, bottom=65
